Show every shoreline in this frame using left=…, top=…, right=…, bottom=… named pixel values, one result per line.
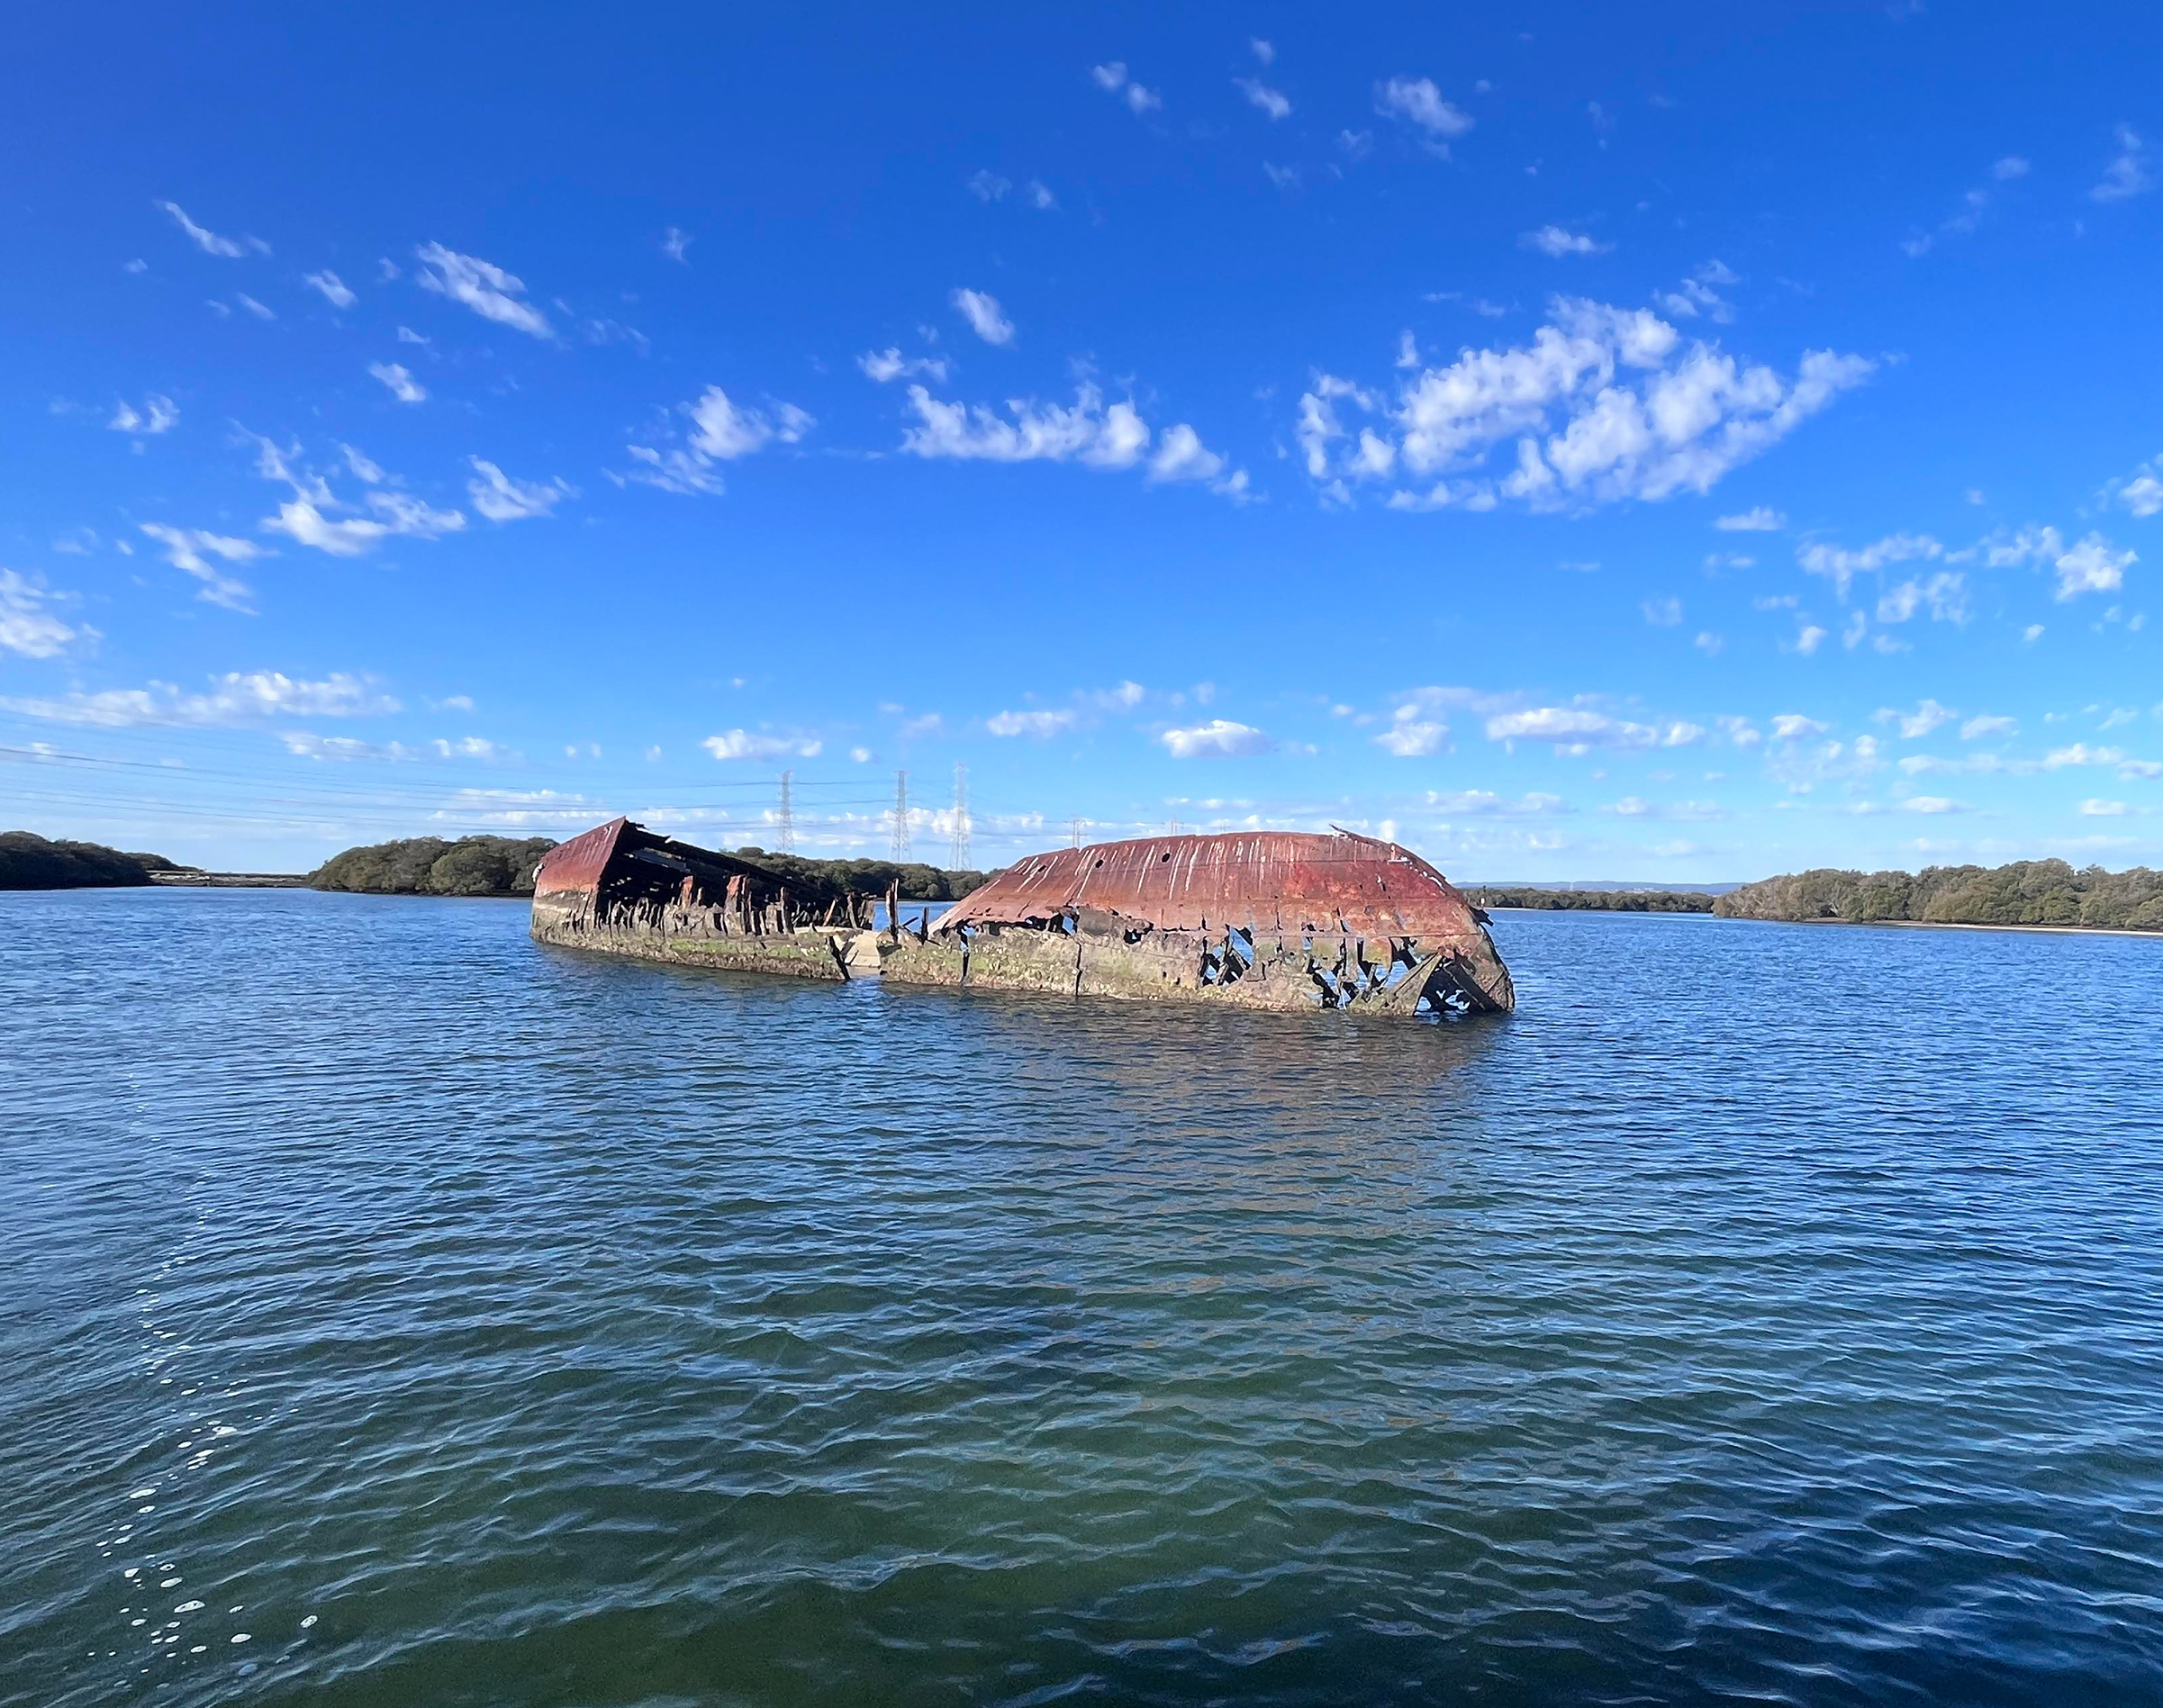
left=1729, top=914, right=2163, bottom=940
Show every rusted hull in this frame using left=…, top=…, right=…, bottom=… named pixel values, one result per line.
left=527, top=819, right=1514, bottom=1019
left=897, top=828, right=1515, bottom=1018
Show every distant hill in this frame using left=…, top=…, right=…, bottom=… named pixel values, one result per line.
left=1715, top=860, right=2163, bottom=931
left=0, top=831, right=187, bottom=890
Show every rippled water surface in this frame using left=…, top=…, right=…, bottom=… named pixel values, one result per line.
left=5, top=890, right=2161, bottom=1707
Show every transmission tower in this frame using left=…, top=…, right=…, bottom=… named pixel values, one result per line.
left=1070, top=816, right=1084, bottom=849
left=891, top=769, right=911, bottom=861
left=949, top=763, right=971, bottom=869
left=776, top=770, right=795, bottom=854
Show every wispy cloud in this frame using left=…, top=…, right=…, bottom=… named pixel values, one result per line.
left=2, top=671, right=395, bottom=728
left=303, top=269, right=356, bottom=308
left=1373, top=77, right=1474, bottom=143
left=1235, top=77, right=1291, bottom=120
left=1521, top=226, right=1612, bottom=257
left=413, top=242, right=553, bottom=339
left=1091, top=62, right=1161, bottom=115
left=951, top=287, right=1015, bottom=346
left=467, top=458, right=575, bottom=522
left=900, top=383, right=1248, bottom=498
left=859, top=348, right=950, bottom=384
left=139, top=522, right=267, bottom=610
left=2092, top=124, right=2153, bottom=203
left=155, top=200, right=259, bottom=258
left=109, top=395, right=179, bottom=436
left=0, top=570, right=90, bottom=659
left=703, top=728, right=822, bottom=761
left=621, top=385, right=813, bottom=496
left=367, top=361, right=427, bottom=403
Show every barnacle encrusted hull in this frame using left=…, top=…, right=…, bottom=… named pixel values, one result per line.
left=879, top=830, right=1513, bottom=1017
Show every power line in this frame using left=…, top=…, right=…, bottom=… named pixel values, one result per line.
left=949, top=763, right=969, bottom=869
left=891, top=769, right=910, bottom=861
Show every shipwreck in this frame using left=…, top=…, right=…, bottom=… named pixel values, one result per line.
left=530, top=818, right=1513, bottom=1017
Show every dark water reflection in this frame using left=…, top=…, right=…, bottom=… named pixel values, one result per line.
left=4, top=890, right=2160, bottom=1706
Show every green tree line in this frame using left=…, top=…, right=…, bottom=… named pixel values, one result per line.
left=311, top=836, right=559, bottom=897
left=0, top=831, right=185, bottom=890
left=305, top=836, right=996, bottom=900
left=1466, top=887, right=1716, bottom=914
left=1714, top=859, right=2163, bottom=930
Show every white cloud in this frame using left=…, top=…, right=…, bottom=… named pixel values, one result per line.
left=1960, top=713, right=2016, bottom=739
left=2, top=670, right=395, bottom=728
left=967, top=169, right=1011, bottom=202
left=1880, top=698, right=1955, bottom=738
left=2107, top=457, right=2163, bottom=519
left=467, top=458, right=574, bottom=522
left=702, top=729, right=822, bottom=761
left=139, top=522, right=267, bottom=610
left=900, top=382, right=1146, bottom=468
left=109, top=394, right=179, bottom=435
left=1311, top=298, right=1871, bottom=511
left=2092, top=124, right=2153, bottom=203
left=1795, top=623, right=1828, bottom=655
left=1797, top=532, right=1942, bottom=597
left=2080, top=798, right=2128, bottom=817
left=1521, top=226, right=1611, bottom=258
left=1027, top=178, right=1056, bottom=211
left=986, top=709, right=1077, bottom=737
left=691, top=385, right=810, bottom=457
left=1771, top=713, right=1829, bottom=741
left=662, top=226, right=692, bottom=263
left=341, top=443, right=385, bottom=483
left=1235, top=77, right=1291, bottom=120
left=367, top=361, right=427, bottom=403
left=1876, top=571, right=1968, bottom=625
left=1250, top=38, right=1274, bottom=64
left=1642, top=596, right=1683, bottom=626
left=1994, top=156, right=2031, bottom=181
left=622, top=385, right=812, bottom=495
left=1147, top=422, right=1230, bottom=486
left=0, top=570, right=87, bottom=658
left=235, top=294, right=276, bottom=321
left=951, top=287, right=1015, bottom=346
left=1375, top=707, right=1448, bottom=755
left=1373, top=77, right=1474, bottom=140
left=2053, top=533, right=2135, bottom=600
left=395, top=324, right=429, bottom=345
left=1977, top=523, right=2065, bottom=567
left=1483, top=708, right=1704, bottom=752
left=266, top=493, right=464, bottom=556
left=413, top=241, right=553, bottom=339
left=1161, top=719, right=1272, bottom=758
left=156, top=200, right=249, bottom=258
left=859, top=348, right=949, bottom=384
left=1715, top=506, right=1785, bottom=531
left=1902, top=796, right=1966, bottom=815
left=303, top=269, right=356, bottom=309
left=1091, top=62, right=1161, bottom=114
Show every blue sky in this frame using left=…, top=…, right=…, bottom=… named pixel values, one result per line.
left=4, top=5, right=2160, bottom=879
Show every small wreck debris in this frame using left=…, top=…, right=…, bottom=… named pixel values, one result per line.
left=882, top=828, right=1513, bottom=1016
left=529, top=817, right=879, bottom=979
left=530, top=819, right=1512, bottom=1017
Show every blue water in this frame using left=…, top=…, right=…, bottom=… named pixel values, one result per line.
left=4, top=890, right=2160, bottom=1706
